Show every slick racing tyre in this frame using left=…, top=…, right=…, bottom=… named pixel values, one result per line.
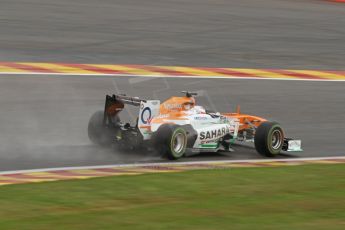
left=88, top=111, right=118, bottom=146
left=254, top=121, right=284, bottom=157
left=154, top=124, right=187, bottom=160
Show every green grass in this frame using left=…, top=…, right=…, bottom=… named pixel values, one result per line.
left=0, top=164, right=344, bottom=230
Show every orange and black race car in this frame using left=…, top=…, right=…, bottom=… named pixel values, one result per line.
left=88, top=91, right=302, bottom=160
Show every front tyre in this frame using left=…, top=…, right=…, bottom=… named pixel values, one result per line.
left=154, top=124, right=187, bottom=160
left=254, top=121, right=284, bottom=157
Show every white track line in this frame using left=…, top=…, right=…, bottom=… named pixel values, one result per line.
left=0, top=156, right=344, bottom=175
left=0, top=71, right=345, bottom=81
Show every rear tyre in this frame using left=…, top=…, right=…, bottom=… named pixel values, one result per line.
left=88, top=111, right=117, bottom=146
left=254, top=121, right=284, bottom=157
left=154, top=124, right=187, bottom=160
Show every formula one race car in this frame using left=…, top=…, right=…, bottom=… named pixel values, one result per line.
left=88, top=91, right=302, bottom=159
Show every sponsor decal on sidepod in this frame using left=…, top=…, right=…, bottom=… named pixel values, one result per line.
left=199, top=126, right=230, bottom=140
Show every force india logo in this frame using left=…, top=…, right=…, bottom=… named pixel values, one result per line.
left=199, top=126, right=230, bottom=140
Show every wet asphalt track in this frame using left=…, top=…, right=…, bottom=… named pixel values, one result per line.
left=0, top=0, right=344, bottom=170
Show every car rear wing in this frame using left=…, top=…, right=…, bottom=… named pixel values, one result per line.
left=103, top=94, right=147, bottom=124
left=105, top=94, right=146, bottom=107
left=104, top=95, right=160, bottom=138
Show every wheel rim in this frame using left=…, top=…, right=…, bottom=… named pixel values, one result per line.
left=173, top=133, right=185, bottom=153
left=271, top=129, right=283, bottom=150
